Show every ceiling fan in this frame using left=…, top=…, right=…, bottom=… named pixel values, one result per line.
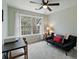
left=30, top=0, right=60, bottom=11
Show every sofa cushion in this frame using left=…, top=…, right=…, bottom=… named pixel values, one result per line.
left=53, top=36, right=62, bottom=43
left=47, top=39, right=63, bottom=48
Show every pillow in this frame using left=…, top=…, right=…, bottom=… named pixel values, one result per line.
left=53, top=36, right=61, bottom=43
left=55, top=34, right=65, bottom=44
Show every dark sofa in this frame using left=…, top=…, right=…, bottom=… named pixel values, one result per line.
left=46, top=33, right=77, bottom=55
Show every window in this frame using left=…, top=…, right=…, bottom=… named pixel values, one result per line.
left=20, top=15, right=42, bottom=35
left=32, top=18, right=41, bottom=34
left=21, top=16, right=31, bottom=35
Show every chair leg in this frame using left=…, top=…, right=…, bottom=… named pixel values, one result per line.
left=9, top=51, right=13, bottom=59
left=24, top=47, right=28, bottom=59
left=24, top=47, right=26, bottom=59
left=26, top=46, right=28, bottom=59
left=4, top=52, right=8, bottom=59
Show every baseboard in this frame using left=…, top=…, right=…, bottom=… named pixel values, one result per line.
left=28, top=39, right=44, bottom=44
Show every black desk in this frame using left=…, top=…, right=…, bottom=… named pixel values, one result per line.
left=2, top=38, right=27, bottom=59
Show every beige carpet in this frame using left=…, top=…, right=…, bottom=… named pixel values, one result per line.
left=16, top=41, right=77, bottom=59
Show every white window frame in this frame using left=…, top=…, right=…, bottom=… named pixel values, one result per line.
left=15, top=13, right=44, bottom=37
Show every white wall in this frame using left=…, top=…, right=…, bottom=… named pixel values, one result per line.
left=8, top=6, right=16, bottom=36
left=8, top=6, right=46, bottom=36
left=48, top=6, right=77, bottom=36
left=4, top=6, right=46, bottom=43
left=2, top=0, right=8, bottom=44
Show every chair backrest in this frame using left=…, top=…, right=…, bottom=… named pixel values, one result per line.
left=23, top=38, right=28, bottom=45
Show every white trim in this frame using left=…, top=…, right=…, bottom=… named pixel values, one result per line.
left=3, top=36, right=17, bottom=39
left=19, top=13, right=43, bottom=19
left=20, top=34, right=43, bottom=37
left=4, top=33, right=43, bottom=39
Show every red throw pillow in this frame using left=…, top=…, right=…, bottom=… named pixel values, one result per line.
left=53, top=36, right=61, bottom=43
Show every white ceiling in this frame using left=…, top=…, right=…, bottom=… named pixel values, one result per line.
left=6, top=0, right=76, bottom=15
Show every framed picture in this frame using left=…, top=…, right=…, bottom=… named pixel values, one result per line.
left=2, top=10, right=3, bottom=22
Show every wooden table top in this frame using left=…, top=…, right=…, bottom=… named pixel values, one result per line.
left=2, top=38, right=27, bottom=53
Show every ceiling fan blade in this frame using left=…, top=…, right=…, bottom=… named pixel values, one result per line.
left=48, top=3, right=59, bottom=6
left=35, top=6, right=43, bottom=10
left=47, top=7, right=52, bottom=11
left=30, top=1, right=42, bottom=4
left=42, top=0, right=45, bottom=4
left=47, top=0, right=49, bottom=3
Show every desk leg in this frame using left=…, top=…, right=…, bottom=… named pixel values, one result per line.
left=3, top=53, right=6, bottom=59
left=24, top=46, right=28, bottom=59
left=4, top=52, right=8, bottom=59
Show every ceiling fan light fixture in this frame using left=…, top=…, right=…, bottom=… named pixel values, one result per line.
left=30, top=0, right=59, bottom=11
left=43, top=5, right=47, bottom=9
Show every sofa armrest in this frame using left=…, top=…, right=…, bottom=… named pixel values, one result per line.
left=45, top=36, right=52, bottom=40
left=63, top=41, right=76, bottom=51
